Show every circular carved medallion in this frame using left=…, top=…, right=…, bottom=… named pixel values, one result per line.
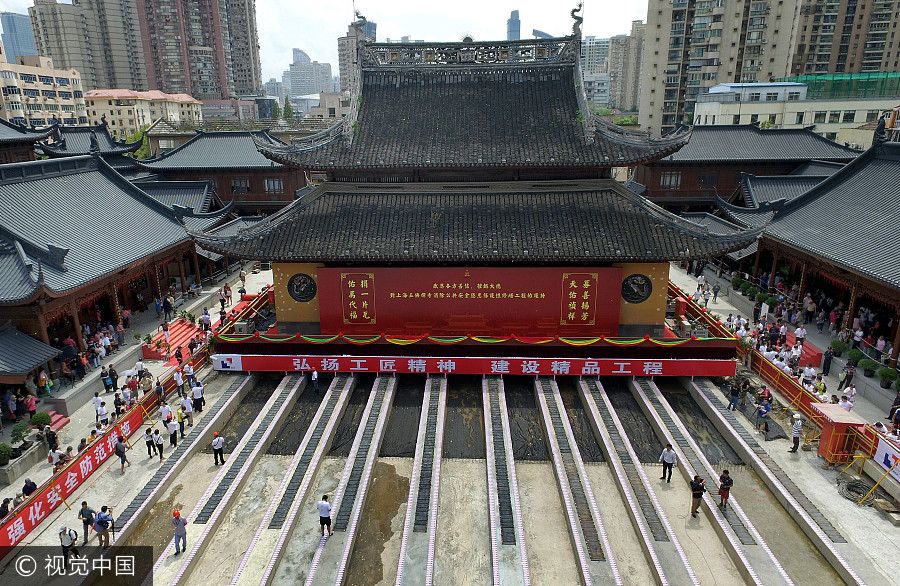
left=287, top=273, right=317, bottom=302
left=622, top=274, right=653, bottom=303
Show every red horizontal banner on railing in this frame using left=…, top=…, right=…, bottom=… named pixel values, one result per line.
left=212, top=354, right=736, bottom=377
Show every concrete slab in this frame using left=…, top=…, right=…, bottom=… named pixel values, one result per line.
left=433, top=459, right=492, bottom=586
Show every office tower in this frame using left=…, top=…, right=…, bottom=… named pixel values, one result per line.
left=29, top=0, right=147, bottom=91
left=228, top=0, right=263, bottom=95
left=264, top=78, right=284, bottom=100
left=608, top=20, right=645, bottom=112
left=581, top=36, right=610, bottom=74
left=639, top=0, right=798, bottom=136
left=289, top=58, right=333, bottom=97
left=507, top=10, right=521, bottom=41
left=338, top=20, right=376, bottom=94
left=0, top=12, right=38, bottom=62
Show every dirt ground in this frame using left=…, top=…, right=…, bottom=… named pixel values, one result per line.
left=344, top=459, right=411, bottom=586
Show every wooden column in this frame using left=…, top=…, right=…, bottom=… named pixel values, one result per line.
left=151, top=262, right=162, bottom=298
left=69, top=303, right=86, bottom=351
left=108, top=282, right=121, bottom=321
left=890, top=313, right=900, bottom=368
left=178, top=252, right=187, bottom=294
left=191, top=247, right=201, bottom=288
left=751, top=247, right=761, bottom=281
left=768, top=248, right=780, bottom=293
left=798, top=261, right=808, bottom=298
left=224, top=253, right=231, bottom=275
left=35, top=302, right=57, bottom=379
left=844, top=282, right=859, bottom=332
left=208, top=258, right=215, bottom=285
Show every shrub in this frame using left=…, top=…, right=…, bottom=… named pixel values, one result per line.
left=739, top=282, right=751, bottom=292
left=848, top=349, right=866, bottom=365
left=747, top=287, right=759, bottom=298
left=858, top=359, right=879, bottom=374
left=732, top=277, right=744, bottom=289
left=766, top=296, right=779, bottom=307
left=878, top=368, right=899, bottom=383
left=144, top=334, right=154, bottom=346
left=10, top=421, right=31, bottom=445
left=756, top=292, right=768, bottom=302
left=0, top=442, right=11, bottom=463
left=30, top=412, right=52, bottom=429
left=830, top=340, right=849, bottom=354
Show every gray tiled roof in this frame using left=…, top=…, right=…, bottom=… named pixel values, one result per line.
left=739, top=174, right=829, bottom=208
left=138, top=130, right=286, bottom=171
left=0, top=118, right=55, bottom=144
left=256, top=66, right=690, bottom=170
left=789, top=160, right=846, bottom=176
left=132, top=180, right=214, bottom=213
left=658, top=125, right=860, bottom=163
left=191, top=180, right=760, bottom=263
left=721, top=142, right=900, bottom=289
left=0, top=321, right=60, bottom=376
left=0, top=156, right=209, bottom=303
left=683, top=213, right=757, bottom=261
left=39, top=124, right=142, bottom=156
left=196, top=217, right=263, bottom=261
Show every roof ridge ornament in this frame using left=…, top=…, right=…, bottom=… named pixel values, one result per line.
left=571, top=3, right=584, bottom=38
left=89, top=130, right=100, bottom=156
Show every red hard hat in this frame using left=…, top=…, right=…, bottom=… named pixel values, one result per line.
left=173, top=510, right=180, bottom=517
left=213, top=432, right=219, bottom=437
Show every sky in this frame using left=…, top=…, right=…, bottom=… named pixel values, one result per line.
left=0, top=0, right=648, bottom=82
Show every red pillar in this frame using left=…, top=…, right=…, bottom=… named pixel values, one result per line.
left=178, top=252, right=187, bottom=294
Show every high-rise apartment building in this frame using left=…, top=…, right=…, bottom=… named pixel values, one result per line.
left=639, top=0, right=798, bottom=136
left=228, top=0, right=263, bottom=95
left=0, top=13, right=37, bottom=62
left=338, top=20, right=376, bottom=94
left=791, top=0, right=900, bottom=75
left=608, top=20, right=645, bottom=112
left=507, top=10, right=521, bottom=41
left=264, top=78, right=284, bottom=100
left=136, top=0, right=234, bottom=100
left=289, top=57, right=333, bottom=97
left=581, top=36, right=610, bottom=74
left=29, top=0, right=147, bottom=92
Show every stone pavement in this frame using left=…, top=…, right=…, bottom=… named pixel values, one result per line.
left=668, top=262, right=887, bottom=424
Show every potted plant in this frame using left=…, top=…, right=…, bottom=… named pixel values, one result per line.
left=10, top=421, right=32, bottom=459
left=831, top=339, right=848, bottom=357
left=847, top=349, right=866, bottom=366
left=859, top=359, right=879, bottom=378
left=187, top=313, right=196, bottom=325
left=154, top=340, right=163, bottom=353
left=144, top=333, right=154, bottom=346
left=179, top=310, right=189, bottom=321
left=0, top=442, right=11, bottom=467
left=29, top=412, right=51, bottom=430
left=731, top=277, right=744, bottom=290
left=877, top=367, right=899, bottom=389
left=755, top=292, right=768, bottom=302
left=739, top=282, right=751, bottom=294
left=766, top=295, right=779, bottom=307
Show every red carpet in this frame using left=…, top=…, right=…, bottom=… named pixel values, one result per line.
left=785, top=329, right=824, bottom=368
left=143, top=318, right=203, bottom=363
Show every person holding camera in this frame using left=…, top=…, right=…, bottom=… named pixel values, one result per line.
left=93, top=506, right=113, bottom=548
left=690, top=475, right=706, bottom=518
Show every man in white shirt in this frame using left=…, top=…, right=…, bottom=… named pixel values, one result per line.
left=192, top=381, right=204, bottom=413
left=92, top=392, right=103, bottom=422
left=838, top=396, right=852, bottom=412
left=183, top=363, right=194, bottom=385
left=134, top=360, right=145, bottom=380
left=737, top=315, right=747, bottom=328
left=212, top=432, right=225, bottom=465
left=96, top=402, right=109, bottom=426
left=317, top=495, right=332, bottom=538
left=763, top=349, right=777, bottom=362
left=779, top=323, right=788, bottom=345
left=773, top=357, right=786, bottom=370
left=802, top=364, right=816, bottom=385
left=167, top=417, right=178, bottom=447
left=159, top=401, right=172, bottom=421
left=658, top=443, right=677, bottom=483
left=180, top=394, right=194, bottom=426
left=842, top=383, right=857, bottom=403
left=795, top=326, right=807, bottom=346
left=173, top=369, right=184, bottom=395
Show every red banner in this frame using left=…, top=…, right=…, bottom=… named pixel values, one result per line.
left=0, top=348, right=210, bottom=554
left=212, top=354, right=735, bottom=377
left=317, top=267, right=623, bottom=337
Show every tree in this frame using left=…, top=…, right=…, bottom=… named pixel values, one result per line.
left=272, top=100, right=281, bottom=120
left=614, top=115, right=639, bottom=126
left=588, top=104, right=614, bottom=116
left=283, top=101, right=294, bottom=120
left=125, top=124, right=151, bottom=159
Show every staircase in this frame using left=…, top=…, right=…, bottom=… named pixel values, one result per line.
left=48, top=410, right=70, bottom=431
left=142, top=319, right=204, bottom=363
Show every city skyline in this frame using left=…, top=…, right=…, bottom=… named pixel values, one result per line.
left=0, top=0, right=647, bottom=84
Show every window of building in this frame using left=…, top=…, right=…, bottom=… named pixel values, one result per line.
left=765, top=92, right=778, bottom=101
left=38, top=75, right=53, bottom=84
left=866, top=110, right=880, bottom=122
left=825, top=132, right=837, bottom=140
left=0, top=71, right=16, bottom=79
left=659, top=171, right=682, bottom=189
left=19, top=74, right=36, bottom=83
left=231, top=178, right=250, bottom=194
left=768, top=114, right=777, bottom=124
left=733, top=114, right=741, bottom=124
left=814, top=111, right=826, bottom=123
left=842, top=111, right=856, bottom=123
left=795, top=112, right=804, bottom=125
left=698, top=172, right=718, bottom=187
left=787, top=91, right=801, bottom=101
left=265, top=178, right=284, bottom=194
left=828, top=111, right=840, bottom=123
left=750, top=113, right=759, bottom=123
left=748, top=92, right=761, bottom=101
